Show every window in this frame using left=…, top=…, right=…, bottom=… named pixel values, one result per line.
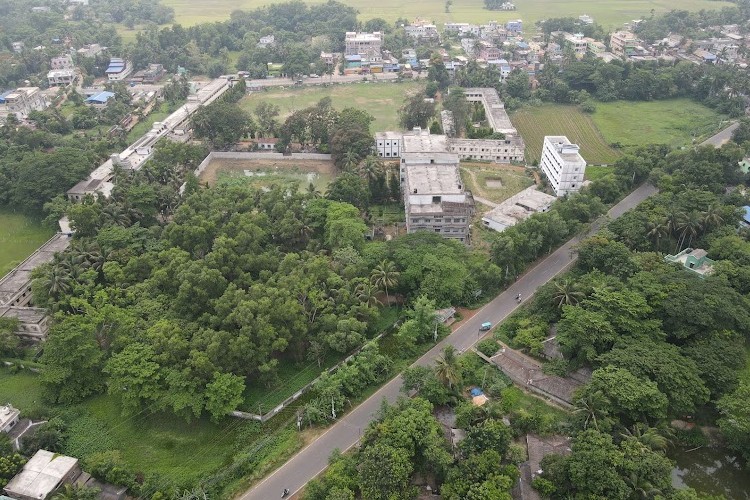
left=433, top=196, right=441, bottom=203
left=434, top=228, right=441, bottom=233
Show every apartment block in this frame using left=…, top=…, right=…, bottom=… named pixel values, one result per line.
left=540, top=136, right=586, bottom=197
left=610, top=31, right=639, bottom=57
left=375, top=131, right=403, bottom=158
left=345, top=32, right=384, bottom=61
left=0, top=87, right=47, bottom=122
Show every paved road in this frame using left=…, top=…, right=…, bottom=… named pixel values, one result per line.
left=240, top=183, right=658, bottom=500
left=701, top=121, right=739, bottom=147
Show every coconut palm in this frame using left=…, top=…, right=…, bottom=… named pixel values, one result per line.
left=677, top=217, right=702, bottom=252
left=370, top=260, right=399, bottom=305
left=434, top=345, right=461, bottom=389
left=552, top=278, right=584, bottom=308
left=625, top=471, right=664, bottom=500
left=700, top=204, right=724, bottom=233
left=39, top=264, right=72, bottom=297
left=646, top=219, right=669, bottom=252
left=306, top=182, right=322, bottom=198
left=573, top=393, right=606, bottom=431
left=355, top=281, right=382, bottom=307
left=359, top=155, right=383, bottom=183
left=342, top=149, right=360, bottom=172
left=620, top=424, right=673, bottom=452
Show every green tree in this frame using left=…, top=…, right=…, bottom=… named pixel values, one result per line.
left=460, top=418, right=512, bottom=456
left=204, top=372, right=246, bottom=421
left=370, top=260, right=399, bottom=305
left=191, top=100, right=253, bottom=149
left=357, top=443, right=415, bottom=500
left=717, top=381, right=750, bottom=462
left=435, top=345, right=461, bottom=390
left=398, top=92, right=436, bottom=129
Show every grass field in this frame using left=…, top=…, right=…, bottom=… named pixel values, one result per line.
left=126, top=103, right=171, bottom=144
left=162, top=0, right=730, bottom=28
left=241, top=81, right=424, bottom=132
left=511, top=104, right=620, bottom=165
left=460, top=163, right=534, bottom=205
left=584, top=165, right=612, bottom=181
left=202, top=157, right=336, bottom=194
left=592, top=98, right=728, bottom=149
left=0, top=369, right=46, bottom=416
left=0, top=211, right=54, bottom=277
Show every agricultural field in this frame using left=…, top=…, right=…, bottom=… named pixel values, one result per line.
left=591, top=98, right=728, bottom=149
left=162, top=0, right=730, bottom=29
left=510, top=104, right=620, bottom=165
left=0, top=211, right=54, bottom=277
left=241, top=81, right=423, bottom=132
left=199, top=156, right=336, bottom=193
left=460, top=163, right=535, bottom=205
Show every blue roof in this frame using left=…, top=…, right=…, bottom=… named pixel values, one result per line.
left=0, top=90, right=12, bottom=103
left=85, top=91, right=115, bottom=104
left=743, top=206, right=750, bottom=224
left=516, top=42, right=529, bottom=49
left=470, top=387, right=484, bottom=397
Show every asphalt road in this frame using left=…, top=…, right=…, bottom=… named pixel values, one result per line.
left=239, top=182, right=658, bottom=500
left=701, top=121, right=739, bottom=147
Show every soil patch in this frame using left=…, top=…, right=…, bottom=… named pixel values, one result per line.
left=199, top=157, right=336, bottom=191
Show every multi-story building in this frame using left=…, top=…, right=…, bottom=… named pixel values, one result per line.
left=478, top=41, right=502, bottom=60
left=405, top=23, right=439, bottom=41
left=610, top=31, right=638, bottom=57
left=444, top=23, right=480, bottom=36
left=257, top=34, right=275, bottom=48
left=540, top=136, right=586, bottom=197
left=50, top=54, right=74, bottom=69
left=105, top=58, right=132, bottom=81
left=0, top=87, right=47, bottom=122
left=345, top=32, right=383, bottom=61
left=506, top=19, right=523, bottom=34
left=579, top=14, right=594, bottom=25
left=77, top=43, right=103, bottom=58
left=587, top=40, right=606, bottom=55
left=47, top=69, right=76, bottom=86
left=563, top=33, right=589, bottom=56
left=375, top=131, right=403, bottom=158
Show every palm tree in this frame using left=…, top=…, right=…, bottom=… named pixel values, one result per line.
left=370, top=260, right=399, bottom=305
left=646, top=219, right=669, bottom=252
left=359, top=155, right=383, bottom=183
left=306, top=182, right=322, bottom=198
left=342, top=149, right=360, bottom=172
left=620, top=424, right=672, bottom=452
left=677, top=217, right=702, bottom=252
left=552, top=278, right=584, bottom=308
left=355, top=281, right=382, bottom=307
left=573, top=393, right=606, bottom=431
left=41, top=264, right=72, bottom=297
left=701, top=204, right=724, bottom=233
left=625, top=471, right=664, bottom=500
left=434, top=345, right=461, bottom=390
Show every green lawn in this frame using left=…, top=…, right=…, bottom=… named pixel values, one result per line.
left=0, top=211, right=54, bottom=277
left=162, top=0, right=730, bottom=29
left=241, top=81, right=424, bottom=132
left=0, top=369, right=47, bottom=416
left=511, top=104, right=620, bottom=165
left=460, top=163, right=534, bottom=205
left=591, top=98, right=728, bottom=149
left=584, top=165, right=612, bottom=181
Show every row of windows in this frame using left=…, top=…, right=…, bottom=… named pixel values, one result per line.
left=411, top=218, right=466, bottom=224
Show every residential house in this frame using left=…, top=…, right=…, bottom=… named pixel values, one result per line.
left=0, top=405, right=20, bottom=434
left=563, top=32, right=589, bottom=56
left=405, top=22, right=439, bottom=41
left=506, top=19, right=523, bottom=34
left=0, top=87, right=47, bottom=122
left=47, top=69, right=76, bottom=86
left=4, top=450, right=81, bottom=500
left=665, top=248, right=715, bottom=277
left=345, top=32, right=383, bottom=62
left=481, top=186, right=556, bottom=232
left=50, top=54, right=74, bottom=70
left=579, top=14, right=594, bottom=25
left=610, top=31, right=639, bottom=57
left=257, top=34, right=275, bottom=48
left=105, top=58, right=132, bottom=81
left=11, top=42, right=24, bottom=53
left=255, top=138, right=278, bottom=150
left=85, top=91, right=116, bottom=107
left=77, top=43, right=103, bottom=58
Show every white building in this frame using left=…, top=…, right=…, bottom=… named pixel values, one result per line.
left=257, top=34, right=275, bottom=48
left=345, top=32, right=384, bottom=61
left=375, top=131, right=403, bottom=158
left=481, top=186, right=556, bottom=232
left=4, top=450, right=81, bottom=500
left=50, top=55, right=74, bottom=70
left=77, top=43, right=103, bottom=58
left=105, top=58, right=133, bottom=82
left=405, top=23, right=439, bottom=40
left=47, top=69, right=76, bottom=86
left=540, top=136, right=586, bottom=197
left=0, top=87, right=47, bottom=122
left=0, top=405, right=20, bottom=434
left=579, top=14, right=594, bottom=25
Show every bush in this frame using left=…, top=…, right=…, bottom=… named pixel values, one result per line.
left=532, top=477, right=557, bottom=496
left=476, top=339, right=499, bottom=357
left=579, top=100, right=597, bottom=113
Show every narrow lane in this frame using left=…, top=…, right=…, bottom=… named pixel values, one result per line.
left=240, top=183, right=658, bottom=500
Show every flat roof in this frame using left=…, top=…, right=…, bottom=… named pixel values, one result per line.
left=4, top=450, right=78, bottom=499
left=402, top=132, right=449, bottom=154
left=405, top=164, right=463, bottom=194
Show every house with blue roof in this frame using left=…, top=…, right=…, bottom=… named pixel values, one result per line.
left=741, top=206, right=750, bottom=228
left=85, top=91, right=115, bottom=107
left=105, top=58, right=132, bottom=81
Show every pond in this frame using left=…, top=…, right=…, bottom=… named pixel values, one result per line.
left=671, top=446, right=750, bottom=499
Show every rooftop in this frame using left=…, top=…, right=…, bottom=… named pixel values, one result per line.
left=665, top=248, right=715, bottom=276
left=85, top=91, right=115, bottom=104
left=405, top=164, right=463, bottom=195
left=544, top=136, right=586, bottom=164
left=0, top=405, right=20, bottom=429
left=402, top=130, right=449, bottom=154
left=4, top=450, right=79, bottom=499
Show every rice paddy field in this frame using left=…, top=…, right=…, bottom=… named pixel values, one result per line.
left=510, top=99, right=727, bottom=165
left=510, top=104, right=621, bottom=165
left=0, top=211, right=54, bottom=277
left=241, top=81, right=424, bottom=132
left=162, top=0, right=731, bottom=29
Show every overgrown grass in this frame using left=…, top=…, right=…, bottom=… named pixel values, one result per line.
left=0, top=211, right=54, bottom=277
left=215, top=169, right=334, bottom=194
left=584, top=165, right=612, bottom=181
left=240, top=81, right=424, bottom=132
left=592, top=98, right=728, bottom=149
left=511, top=104, right=620, bottom=165
left=460, top=164, right=534, bottom=204
left=162, top=0, right=730, bottom=29
left=0, top=368, right=46, bottom=416
left=126, top=102, right=171, bottom=143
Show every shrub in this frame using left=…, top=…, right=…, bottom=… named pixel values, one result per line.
left=476, top=339, right=499, bottom=357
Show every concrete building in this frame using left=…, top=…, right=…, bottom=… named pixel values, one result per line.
left=610, top=31, right=639, bottom=57
left=540, top=136, right=586, bottom=197
left=50, top=55, right=74, bottom=70
left=0, top=405, right=20, bottom=434
left=0, top=307, right=50, bottom=342
left=129, top=64, right=166, bottom=84
left=257, top=34, right=275, bottom=48
left=11, top=42, right=24, bottom=53
left=665, top=248, right=715, bottom=277
left=587, top=40, right=606, bottom=55
left=69, top=0, right=90, bottom=5
left=506, top=19, right=523, bottom=33
left=0, top=87, right=47, bottom=122
left=481, top=186, right=556, bottom=232
left=477, top=41, right=502, bottom=61
left=563, top=33, right=589, bottom=56
left=344, top=32, right=384, bottom=61
left=579, top=14, right=594, bottom=25
left=77, top=43, right=103, bottom=58
left=405, top=23, right=439, bottom=41
left=4, top=450, right=81, bottom=500
left=85, top=90, right=115, bottom=107
left=47, top=69, right=76, bottom=86
left=375, top=131, right=403, bottom=158
left=105, top=58, right=132, bottom=81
